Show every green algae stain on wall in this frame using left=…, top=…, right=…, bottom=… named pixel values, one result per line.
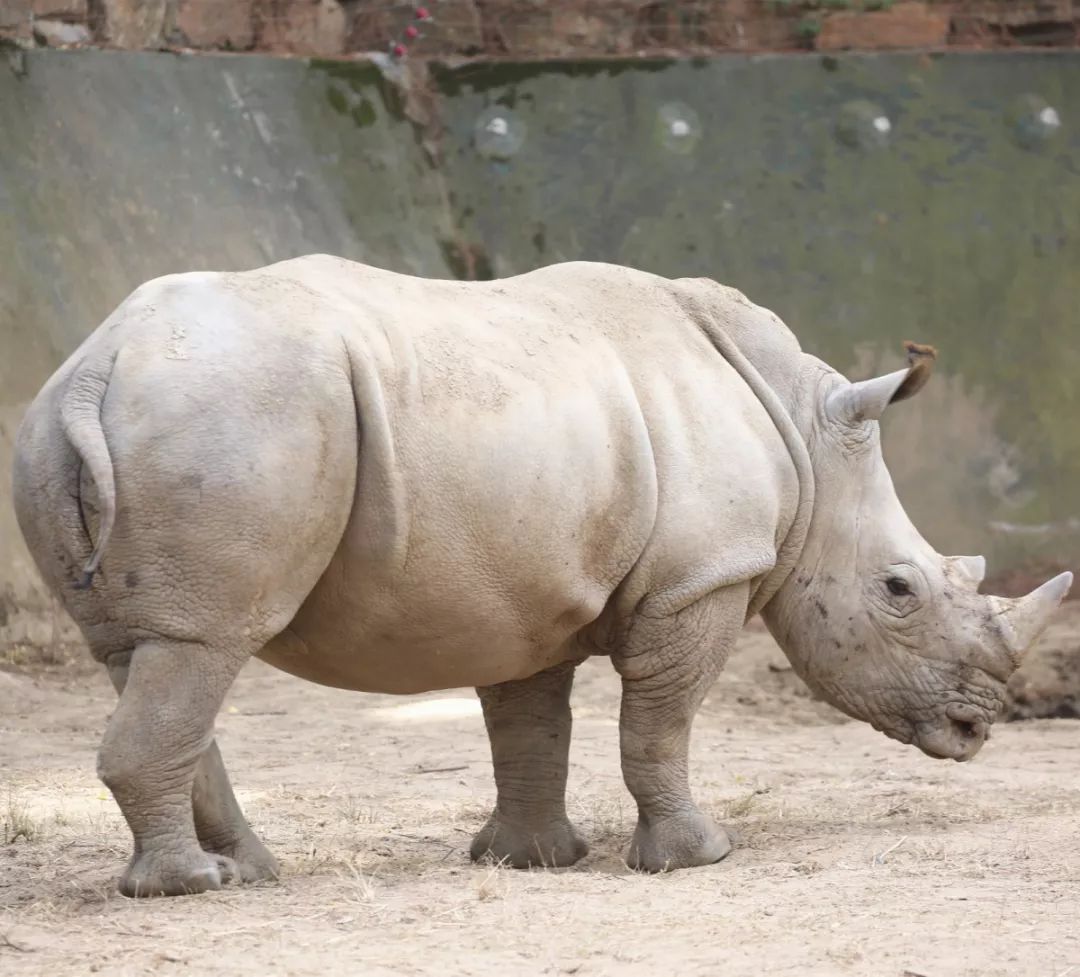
left=0, top=49, right=454, bottom=634
left=2, top=48, right=1078, bottom=591
left=433, top=52, right=1080, bottom=569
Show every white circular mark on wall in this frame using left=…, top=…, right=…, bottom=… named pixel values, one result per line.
left=1038, top=106, right=1061, bottom=129
left=1008, top=94, right=1064, bottom=151
left=835, top=100, right=893, bottom=150
left=658, top=102, right=702, bottom=154
left=474, top=106, right=526, bottom=161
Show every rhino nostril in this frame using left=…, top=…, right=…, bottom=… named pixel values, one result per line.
left=953, top=719, right=978, bottom=740
left=945, top=703, right=983, bottom=729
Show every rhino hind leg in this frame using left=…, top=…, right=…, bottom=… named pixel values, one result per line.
left=104, top=652, right=278, bottom=887
left=99, top=639, right=254, bottom=897
left=191, top=740, right=279, bottom=884
left=614, top=585, right=748, bottom=873
left=471, top=661, right=588, bottom=869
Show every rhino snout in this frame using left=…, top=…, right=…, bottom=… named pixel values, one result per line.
left=914, top=702, right=992, bottom=762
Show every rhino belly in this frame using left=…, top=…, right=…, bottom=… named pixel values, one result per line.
left=255, top=603, right=594, bottom=695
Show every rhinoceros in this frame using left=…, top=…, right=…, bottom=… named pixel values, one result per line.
left=13, top=256, right=1071, bottom=897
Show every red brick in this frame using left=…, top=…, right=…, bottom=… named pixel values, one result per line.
left=817, top=2, right=950, bottom=51
left=257, top=0, right=346, bottom=56
left=173, top=0, right=254, bottom=50
left=32, top=0, right=86, bottom=20
left=0, top=0, right=32, bottom=40
left=96, top=0, right=167, bottom=47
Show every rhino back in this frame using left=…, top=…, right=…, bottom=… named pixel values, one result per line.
left=254, top=257, right=798, bottom=692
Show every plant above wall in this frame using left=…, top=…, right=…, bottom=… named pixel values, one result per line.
left=388, top=3, right=438, bottom=59
left=1, top=0, right=1077, bottom=58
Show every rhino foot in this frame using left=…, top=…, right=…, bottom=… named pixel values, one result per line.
left=470, top=814, right=588, bottom=869
left=626, top=811, right=733, bottom=873
left=206, top=832, right=280, bottom=884
left=119, top=848, right=239, bottom=898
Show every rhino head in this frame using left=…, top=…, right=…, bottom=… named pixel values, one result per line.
left=762, top=345, right=1072, bottom=761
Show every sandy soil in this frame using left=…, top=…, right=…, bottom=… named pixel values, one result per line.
left=2, top=615, right=1079, bottom=977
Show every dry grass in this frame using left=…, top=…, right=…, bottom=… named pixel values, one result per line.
left=2, top=644, right=1079, bottom=976
left=3, top=793, right=41, bottom=845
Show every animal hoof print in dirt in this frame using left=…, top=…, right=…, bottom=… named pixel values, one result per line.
left=470, top=816, right=589, bottom=869
left=627, top=813, right=733, bottom=873
left=119, top=851, right=237, bottom=898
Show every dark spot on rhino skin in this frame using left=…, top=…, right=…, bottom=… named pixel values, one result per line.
left=125, top=571, right=139, bottom=589
left=180, top=473, right=203, bottom=489
left=814, top=599, right=829, bottom=619
left=832, top=639, right=842, bottom=649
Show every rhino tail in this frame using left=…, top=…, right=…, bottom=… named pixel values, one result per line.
left=60, top=355, right=118, bottom=590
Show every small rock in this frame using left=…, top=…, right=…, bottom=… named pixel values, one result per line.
left=32, top=18, right=90, bottom=45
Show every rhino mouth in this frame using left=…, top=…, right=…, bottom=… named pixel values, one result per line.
left=913, top=705, right=991, bottom=762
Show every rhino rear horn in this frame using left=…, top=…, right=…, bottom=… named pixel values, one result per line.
left=950, top=555, right=986, bottom=589
left=992, top=571, right=1073, bottom=662
left=826, top=341, right=938, bottom=425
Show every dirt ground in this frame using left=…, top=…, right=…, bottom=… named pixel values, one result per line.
left=2, top=610, right=1079, bottom=977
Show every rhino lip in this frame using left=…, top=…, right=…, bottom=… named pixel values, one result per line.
left=914, top=705, right=991, bottom=762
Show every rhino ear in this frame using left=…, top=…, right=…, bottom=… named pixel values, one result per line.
left=825, top=341, right=938, bottom=426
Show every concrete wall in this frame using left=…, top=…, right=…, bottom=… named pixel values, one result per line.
left=432, top=52, right=1080, bottom=573
left=2, top=48, right=1079, bottom=647
left=0, top=48, right=454, bottom=644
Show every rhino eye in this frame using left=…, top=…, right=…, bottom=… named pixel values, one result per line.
left=886, top=576, right=912, bottom=597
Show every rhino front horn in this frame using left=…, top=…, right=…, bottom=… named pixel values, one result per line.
left=993, top=571, right=1074, bottom=661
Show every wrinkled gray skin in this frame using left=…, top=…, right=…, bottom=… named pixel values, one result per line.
left=13, top=257, right=1071, bottom=896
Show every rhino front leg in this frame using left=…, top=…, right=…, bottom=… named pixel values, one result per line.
left=471, top=661, right=588, bottom=868
left=614, top=585, right=748, bottom=872
left=99, top=639, right=252, bottom=897
left=106, top=652, right=279, bottom=885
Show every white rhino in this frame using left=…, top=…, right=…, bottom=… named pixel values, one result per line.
left=13, top=256, right=1071, bottom=897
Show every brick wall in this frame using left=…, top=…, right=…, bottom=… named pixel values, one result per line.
left=1, top=1, right=1077, bottom=59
